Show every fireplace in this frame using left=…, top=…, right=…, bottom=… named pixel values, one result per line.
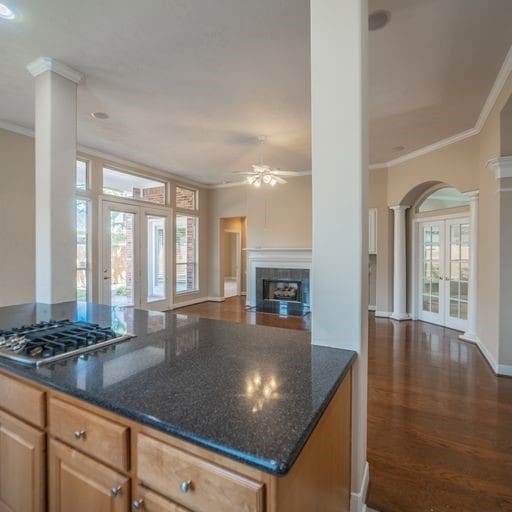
left=263, top=280, right=303, bottom=303
left=255, top=267, right=310, bottom=316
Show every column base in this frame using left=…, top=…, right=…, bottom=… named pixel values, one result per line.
left=459, top=332, right=479, bottom=344
left=390, top=312, right=411, bottom=321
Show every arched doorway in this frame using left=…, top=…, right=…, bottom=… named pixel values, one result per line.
left=413, top=186, right=471, bottom=330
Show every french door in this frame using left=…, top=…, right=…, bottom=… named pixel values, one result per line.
left=100, top=199, right=172, bottom=311
left=418, top=217, right=470, bottom=331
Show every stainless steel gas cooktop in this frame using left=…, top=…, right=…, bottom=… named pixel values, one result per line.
left=0, top=319, right=134, bottom=366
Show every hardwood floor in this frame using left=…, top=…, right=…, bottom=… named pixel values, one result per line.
left=174, top=297, right=512, bottom=512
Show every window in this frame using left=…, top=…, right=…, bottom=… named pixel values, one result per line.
left=417, top=187, right=470, bottom=213
left=76, top=198, right=90, bottom=301
left=176, top=215, right=198, bottom=293
left=103, top=167, right=167, bottom=205
left=176, top=186, right=197, bottom=210
left=76, top=159, right=88, bottom=190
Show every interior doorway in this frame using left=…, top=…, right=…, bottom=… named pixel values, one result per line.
left=220, top=217, right=247, bottom=299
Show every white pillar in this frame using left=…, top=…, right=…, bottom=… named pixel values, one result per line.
left=390, top=205, right=410, bottom=320
left=460, top=191, right=479, bottom=343
left=310, top=0, right=369, bottom=509
left=27, top=57, right=83, bottom=304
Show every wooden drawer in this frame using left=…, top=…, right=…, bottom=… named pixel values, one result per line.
left=137, top=433, right=264, bottom=512
left=48, top=397, right=129, bottom=471
left=133, top=486, right=190, bottom=512
left=0, top=371, right=45, bottom=428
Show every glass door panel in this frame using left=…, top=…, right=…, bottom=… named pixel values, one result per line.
left=109, top=210, right=136, bottom=307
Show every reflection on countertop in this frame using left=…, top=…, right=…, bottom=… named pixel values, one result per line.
left=0, top=301, right=356, bottom=475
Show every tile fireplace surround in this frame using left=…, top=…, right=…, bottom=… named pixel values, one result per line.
left=245, top=248, right=312, bottom=315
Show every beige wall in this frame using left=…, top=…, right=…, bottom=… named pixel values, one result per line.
left=207, top=176, right=312, bottom=297
left=0, top=129, right=36, bottom=306
left=0, top=128, right=209, bottom=308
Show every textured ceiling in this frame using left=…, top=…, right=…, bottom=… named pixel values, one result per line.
left=0, top=0, right=511, bottom=184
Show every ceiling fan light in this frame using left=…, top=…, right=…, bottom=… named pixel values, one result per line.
left=270, top=178, right=277, bottom=187
left=263, top=174, right=272, bottom=184
left=247, top=176, right=256, bottom=184
left=254, top=177, right=262, bottom=188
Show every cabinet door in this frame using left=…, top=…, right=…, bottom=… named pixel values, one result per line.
left=0, top=410, right=45, bottom=512
left=132, top=486, right=189, bottom=512
left=49, top=439, right=129, bottom=512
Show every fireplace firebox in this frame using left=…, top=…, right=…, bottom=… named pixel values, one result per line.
left=263, top=280, right=303, bottom=303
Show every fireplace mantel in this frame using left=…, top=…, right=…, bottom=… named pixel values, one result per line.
left=245, top=248, right=312, bottom=308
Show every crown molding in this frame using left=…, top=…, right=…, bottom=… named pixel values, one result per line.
left=486, top=156, right=512, bottom=179
left=369, top=163, right=388, bottom=171
left=372, top=43, right=512, bottom=170
left=26, top=57, right=84, bottom=84
left=0, top=119, right=34, bottom=137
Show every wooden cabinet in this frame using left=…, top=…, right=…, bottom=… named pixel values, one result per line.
left=0, top=409, right=46, bottom=512
left=48, top=439, right=129, bottom=512
left=137, top=433, right=264, bottom=512
left=132, top=486, right=189, bottom=512
left=48, top=397, right=129, bottom=472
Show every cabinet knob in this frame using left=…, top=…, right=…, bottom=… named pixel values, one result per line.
left=111, top=486, right=122, bottom=497
left=73, top=430, right=86, bottom=440
left=180, top=480, right=193, bottom=493
left=132, top=499, right=144, bottom=510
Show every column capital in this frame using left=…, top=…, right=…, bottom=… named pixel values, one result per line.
left=486, top=157, right=512, bottom=179
left=389, top=205, right=410, bottom=212
left=27, top=57, right=83, bottom=84
left=463, top=190, right=479, bottom=200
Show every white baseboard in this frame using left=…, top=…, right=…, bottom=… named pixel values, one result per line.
left=170, top=297, right=209, bottom=309
left=390, top=312, right=411, bottom=321
left=375, top=311, right=391, bottom=318
left=241, top=291, right=247, bottom=296
left=207, top=296, right=225, bottom=302
left=368, top=305, right=376, bottom=312
left=498, top=364, right=512, bottom=376
left=350, top=461, right=369, bottom=512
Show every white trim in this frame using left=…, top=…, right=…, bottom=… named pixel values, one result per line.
left=26, top=56, right=84, bottom=84
left=244, top=247, right=312, bottom=252
left=368, top=305, right=376, bottom=311
left=390, top=312, right=411, bottom=321
left=0, top=120, right=34, bottom=137
left=207, top=296, right=225, bottom=302
left=170, top=296, right=209, bottom=309
left=245, top=248, right=312, bottom=308
left=375, top=311, right=391, bottom=318
left=350, top=461, right=369, bottom=512
left=487, top=156, right=512, bottom=179
left=370, top=44, right=512, bottom=169
left=498, top=364, right=512, bottom=377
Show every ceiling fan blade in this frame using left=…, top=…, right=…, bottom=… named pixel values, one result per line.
left=233, top=171, right=258, bottom=175
left=272, top=170, right=302, bottom=176
left=252, top=164, right=270, bottom=173
left=273, top=175, right=287, bottom=184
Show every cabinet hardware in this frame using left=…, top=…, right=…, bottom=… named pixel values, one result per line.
left=111, top=486, right=122, bottom=496
left=180, top=479, right=193, bottom=493
left=132, top=498, right=144, bottom=509
left=74, top=430, right=86, bottom=439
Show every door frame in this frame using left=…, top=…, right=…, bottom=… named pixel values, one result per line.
left=223, top=230, right=241, bottom=298
left=412, top=212, right=470, bottom=329
left=98, top=196, right=173, bottom=310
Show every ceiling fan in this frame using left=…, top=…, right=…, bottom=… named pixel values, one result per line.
left=234, top=164, right=300, bottom=187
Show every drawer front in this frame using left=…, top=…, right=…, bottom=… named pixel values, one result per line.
left=137, top=433, right=264, bottom=512
left=48, top=397, right=129, bottom=471
left=134, top=486, right=189, bottom=512
left=0, top=371, right=45, bottom=428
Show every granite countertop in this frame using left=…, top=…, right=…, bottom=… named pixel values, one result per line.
left=0, top=302, right=356, bottom=475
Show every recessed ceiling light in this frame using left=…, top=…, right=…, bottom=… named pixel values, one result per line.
left=369, top=10, right=391, bottom=31
left=91, top=112, right=109, bottom=120
left=393, top=145, right=406, bottom=152
left=0, top=3, right=16, bottom=20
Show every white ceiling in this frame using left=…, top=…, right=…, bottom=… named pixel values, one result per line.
left=0, top=0, right=511, bottom=184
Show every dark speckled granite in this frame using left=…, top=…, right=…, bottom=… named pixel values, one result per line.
left=0, top=302, right=356, bottom=475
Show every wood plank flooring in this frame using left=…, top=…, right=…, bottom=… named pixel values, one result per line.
left=173, top=297, right=512, bottom=512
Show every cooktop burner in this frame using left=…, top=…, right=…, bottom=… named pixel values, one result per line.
left=0, top=319, right=134, bottom=367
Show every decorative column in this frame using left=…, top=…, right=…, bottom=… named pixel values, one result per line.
left=390, top=205, right=410, bottom=320
left=460, top=191, right=479, bottom=343
left=310, top=0, right=369, bottom=508
left=27, top=57, right=83, bottom=304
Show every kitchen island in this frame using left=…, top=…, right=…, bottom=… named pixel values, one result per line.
left=0, top=302, right=356, bottom=512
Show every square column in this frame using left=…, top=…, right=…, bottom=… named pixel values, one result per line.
left=310, top=0, right=369, bottom=509
left=27, top=57, right=83, bottom=304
